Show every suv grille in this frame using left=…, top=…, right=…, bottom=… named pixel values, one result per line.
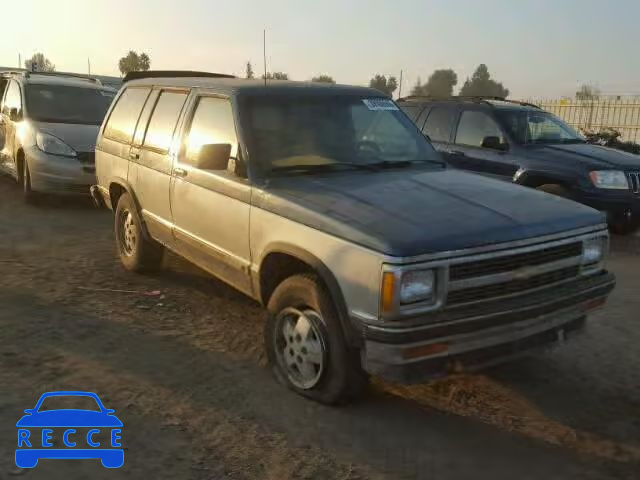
left=449, top=242, right=582, bottom=280
left=628, top=172, right=640, bottom=194
left=447, top=241, right=584, bottom=306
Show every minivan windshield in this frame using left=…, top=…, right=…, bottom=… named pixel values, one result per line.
left=241, top=95, right=443, bottom=175
left=25, top=84, right=114, bottom=125
left=496, top=110, right=585, bottom=145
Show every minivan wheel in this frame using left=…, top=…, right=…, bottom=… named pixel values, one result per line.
left=265, top=274, right=368, bottom=404
left=115, top=193, right=164, bottom=272
left=21, top=160, right=37, bottom=203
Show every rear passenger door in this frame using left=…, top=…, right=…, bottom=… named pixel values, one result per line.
left=129, top=89, right=188, bottom=246
left=170, top=94, right=252, bottom=296
left=449, top=109, right=517, bottom=180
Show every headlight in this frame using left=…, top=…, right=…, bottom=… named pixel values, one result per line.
left=582, top=237, right=606, bottom=265
left=589, top=170, right=628, bottom=190
left=36, top=132, right=77, bottom=157
left=400, top=270, right=435, bottom=304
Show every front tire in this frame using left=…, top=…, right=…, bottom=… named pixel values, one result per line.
left=115, top=193, right=164, bottom=272
left=265, top=274, right=368, bottom=404
left=21, top=159, right=37, bottom=203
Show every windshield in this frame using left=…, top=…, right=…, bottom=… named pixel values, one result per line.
left=496, top=110, right=585, bottom=145
left=240, top=95, right=442, bottom=174
left=37, top=395, right=101, bottom=412
left=25, top=84, right=114, bottom=125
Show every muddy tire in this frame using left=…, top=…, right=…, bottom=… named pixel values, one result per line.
left=114, top=192, right=164, bottom=272
left=265, top=274, right=368, bottom=405
left=21, top=159, right=37, bottom=204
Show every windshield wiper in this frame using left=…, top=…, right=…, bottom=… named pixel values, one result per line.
left=270, top=162, right=378, bottom=174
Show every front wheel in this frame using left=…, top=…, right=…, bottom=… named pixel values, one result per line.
left=115, top=193, right=164, bottom=272
left=265, top=274, right=368, bottom=404
left=21, top=159, right=37, bottom=203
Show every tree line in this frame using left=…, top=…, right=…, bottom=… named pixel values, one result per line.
left=20, top=52, right=600, bottom=101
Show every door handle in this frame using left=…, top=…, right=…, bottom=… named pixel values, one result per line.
left=129, top=151, right=140, bottom=160
left=174, top=167, right=187, bottom=177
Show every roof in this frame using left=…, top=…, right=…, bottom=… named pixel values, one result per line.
left=397, top=95, right=540, bottom=110
left=124, top=76, right=385, bottom=98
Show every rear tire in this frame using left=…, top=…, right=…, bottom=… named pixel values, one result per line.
left=536, top=184, right=571, bottom=199
left=265, top=274, right=368, bottom=405
left=115, top=192, right=164, bottom=272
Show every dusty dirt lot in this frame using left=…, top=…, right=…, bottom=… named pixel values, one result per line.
left=0, top=176, right=638, bottom=479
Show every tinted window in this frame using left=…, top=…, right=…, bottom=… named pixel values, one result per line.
left=423, top=107, right=456, bottom=142
left=400, top=104, right=422, bottom=122
left=3, top=80, right=22, bottom=115
left=496, top=110, right=583, bottom=145
left=143, top=91, right=187, bottom=152
left=25, top=84, right=113, bottom=125
left=185, top=97, right=238, bottom=165
left=103, top=88, right=150, bottom=144
left=455, top=110, right=505, bottom=147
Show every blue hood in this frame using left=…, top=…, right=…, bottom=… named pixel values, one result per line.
left=16, top=410, right=123, bottom=427
left=524, top=143, right=640, bottom=170
left=257, top=168, right=604, bottom=256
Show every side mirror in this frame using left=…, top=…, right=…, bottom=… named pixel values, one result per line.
left=9, top=107, right=21, bottom=122
left=24, top=409, right=34, bottom=414
left=105, top=409, right=115, bottom=414
left=481, top=136, right=508, bottom=151
left=196, top=143, right=231, bottom=170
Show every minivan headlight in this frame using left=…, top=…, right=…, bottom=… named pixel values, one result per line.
left=582, top=237, right=606, bottom=265
left=589, top=170, right=628, bottom=190
left=36, top=132, right=77, bottom=157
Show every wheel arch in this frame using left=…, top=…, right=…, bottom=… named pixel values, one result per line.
left=514, top=169, right=574, bottom=189
left=108, top=177, right=152, bottom=239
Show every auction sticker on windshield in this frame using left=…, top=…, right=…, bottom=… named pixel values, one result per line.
left=15, top=391, right=124, bottom=469
left=362, top=98, right=399, bottom=111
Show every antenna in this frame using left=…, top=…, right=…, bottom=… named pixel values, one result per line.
left=263, top=29, right=267, bottom=86
left=18, top=53, right=21, bottom=68
left=88, top=58, right=91, bottom=75
left=398, top=69, right=403, bottom=99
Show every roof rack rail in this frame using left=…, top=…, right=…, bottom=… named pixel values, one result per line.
left=397, top=95, right=540, bottom=109
left=123, top=70, right=236, bottom=83
left=22, top=71, right=102, bottom=85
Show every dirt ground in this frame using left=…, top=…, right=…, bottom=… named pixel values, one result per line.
left=0, top=176, right=638, bottom=479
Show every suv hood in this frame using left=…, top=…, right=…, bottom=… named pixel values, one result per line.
left=258, top=169, right=604, bottom=257
left=525, top=143, right=640, bottom=170
left=33, top=121, right=99, bottom=153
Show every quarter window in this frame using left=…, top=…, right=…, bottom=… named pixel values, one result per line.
left=185, top=97, right=238, bottom=165
left=143, top=91, right=188, bottom=152
left=423, top=107, right=457, bottom=143
left=2, top=81, right=22, bottom=115
left=455, top=110, right=505, bottom=147
left=103, top=88, right=150, bottom=144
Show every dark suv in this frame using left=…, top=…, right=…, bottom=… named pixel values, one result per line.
left=398, top=96, right=640, bottom=234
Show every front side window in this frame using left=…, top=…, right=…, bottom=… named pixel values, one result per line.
left=104, top=88, right=150, bottom=143
left=423, top=107, right=457, bottom=143
left=2, top=80, right=22, bottom=115
left=455, top=110, right=505, bottom=147
left=143, top=91, right=188, bottom=152
left=25, top=84, right=113, bottom=125
left=241, top=95, right=441, bottom=175
left=185, top=97, right=238, bottom=165
left=496, top=110, right=584, bottom=145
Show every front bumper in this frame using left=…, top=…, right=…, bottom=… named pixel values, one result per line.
left=361, top=271, right=615, bottom=383
left=26, top=147, right=95, bottom=195
left=577, top=189, right=640, bottom=219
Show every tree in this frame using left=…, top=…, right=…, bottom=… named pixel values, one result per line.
left=411, top=69, right=457, bottom=97
left=576, top=84, right=600, bottom=100
left=311, top=74, right=335, bottom=84
left=246, top=61, right=254, bottom=79
left=24, top=53, right=55, bottom=72
left=459, top=64, right=509, bottom=98
left=262, top=72, right=289, bottom=80
left=118, top=50, right=151, bottom=76
left=369, top=74, right=398, bottom=96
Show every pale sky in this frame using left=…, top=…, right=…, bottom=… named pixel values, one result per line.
left=3, top=0, right=639, bottom=98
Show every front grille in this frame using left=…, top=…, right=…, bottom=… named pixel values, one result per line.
left=628, top=172, right=640, bottom=194
left=76, top=152, right=95, bottom=165
left=450, top=242, right=582, bottom=280
left=447, top=266, right=581, bottom=306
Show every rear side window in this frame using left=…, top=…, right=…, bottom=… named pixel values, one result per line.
left=423, top=107, right=456, bottom=143
left=455, top=110, right=505, bottom=147
left=185, top=97, right=238, bottom=165
left=2, top=80, right=22, bottom=115
left=103, top=88, right=150, bottom=144
left=399, top=104, right=422, bottom=122
left=142, top=91, right=188, bottom=152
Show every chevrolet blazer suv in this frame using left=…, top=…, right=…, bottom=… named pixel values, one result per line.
left=92, top=71, right=615, bottom=404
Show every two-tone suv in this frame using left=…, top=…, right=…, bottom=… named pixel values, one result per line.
left=397, top=96, right=640, bottom=234
left=93, top=72, right=615, bottom=404
left=0, top=71, right=115, bottom=201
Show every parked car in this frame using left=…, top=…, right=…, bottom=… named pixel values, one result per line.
left=0, top=71, right=115, bottom=201
left=397, top=96, right=640, bottom=234
left=92, top=72, right=615, bottom=404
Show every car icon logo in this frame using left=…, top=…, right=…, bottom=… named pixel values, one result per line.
left=15, top=391, right=124, bottom=469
